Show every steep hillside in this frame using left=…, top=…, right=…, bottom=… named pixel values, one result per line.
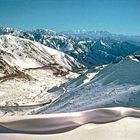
left=0, top=35, right=83, bottom=71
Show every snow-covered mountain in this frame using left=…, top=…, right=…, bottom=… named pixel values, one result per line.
left=60, top=30, right=140, bottom=43
left=72, top=40, right=140, bottom=67
left=33, top=55, right=140, bottom=114
left=0, top=27, right=140, bottom=116
left=0, top=34, right=82, bottom=116
left=1, top=27, right=140, bottom=68
left=0, top=35, right=83, bottom=71
left=0, top=27, right=56, bottom=40
left=41, top=37, right=140, bottom=68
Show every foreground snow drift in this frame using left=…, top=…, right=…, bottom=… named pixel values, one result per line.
left=0, top=107, right=140, bottom=140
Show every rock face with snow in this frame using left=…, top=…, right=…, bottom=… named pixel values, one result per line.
left=0, top=57, right=17, bottom=77
left=0, top=56, right=32, bottom=83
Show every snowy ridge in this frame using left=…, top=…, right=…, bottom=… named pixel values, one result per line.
left=0, top=35, right=82, bottom=70
left=33, top=56, right=140, bottom=114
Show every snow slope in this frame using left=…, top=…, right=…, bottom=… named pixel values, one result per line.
left=0, top=35, right=82, bottom=71
left=34, top=56, right=140, bottom=114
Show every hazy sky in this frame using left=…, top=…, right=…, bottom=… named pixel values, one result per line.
left=0, top=0, right=140, bottom=35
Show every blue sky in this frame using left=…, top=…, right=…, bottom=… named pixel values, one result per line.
left=0, top=0, right=140, bottom=35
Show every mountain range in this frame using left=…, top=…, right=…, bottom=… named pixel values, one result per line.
left=0, top=27, right=140, bottom=116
